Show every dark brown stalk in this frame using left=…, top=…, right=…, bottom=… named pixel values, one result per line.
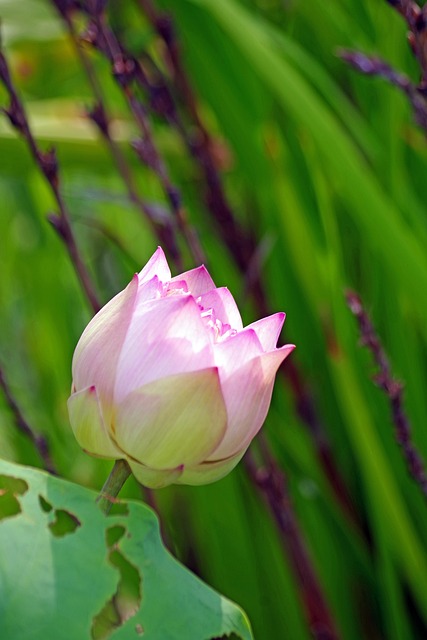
left=245, top=447, right=340, bottom=640
left=0, top=365, right=57, bottom=475
left=0, top=46, right=100, bottom=314
left=346, top=290, right=427, bottom=497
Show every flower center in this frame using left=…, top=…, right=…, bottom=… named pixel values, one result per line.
left=198, top=301, right=237, bottom=343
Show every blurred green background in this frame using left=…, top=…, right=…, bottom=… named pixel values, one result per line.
left=2, top=1, right=427, bottom=638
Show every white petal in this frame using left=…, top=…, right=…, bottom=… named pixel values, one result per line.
left=114, top=368, right=227, bottom=469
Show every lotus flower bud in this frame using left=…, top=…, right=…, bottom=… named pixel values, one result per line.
left=68, top=248, right=294, bottom=488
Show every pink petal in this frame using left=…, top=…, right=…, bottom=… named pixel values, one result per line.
left=165, top=278, right=189, bottom=294
left=198, top=287, right=243, bottom=330
left=246, top=312, right=286, bottom=351
left=213, top=328, right=263, bottom=376
left=177, top=449, right=247, bottom=486
left=170, top=265, right=216, bottom=296
left=136, top=275, right=162, bottom=305
left=72, top=274, right=139, bottom=402
left=138, top=247, right=171, bottom=284
left=208, top=345, right=294, bottom=460
left=67, top=386, right=121, bottom=458
left=114, top=368, right=227, bottom=470
left=114, top=295, right=214, bottom=401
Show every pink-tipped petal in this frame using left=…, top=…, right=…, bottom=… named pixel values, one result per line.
left=198, top=287, right=243, bottom=330
left=67, top=386, right=121, bottom=458
left=135, top=274, right=162, bottom=305
left=165, top=279, right=188, bottom=295
left=170, top=265, right=216, bottom=296
left=138, top=247, right=171, bottom=284
left=213, top=328, right=264, bottom=376
left=72, top=274, right=139, bottom=401
left=128, top=460, right=184, bottom=488
left=177, top=449, right=247, bottom=486
left=208, top=345, right=295, bottom=460
left=114, top=295, right=214, bottom=401
left=246, top=312, right=286, bottom=351
left=114, top=368, right=227, bottom=469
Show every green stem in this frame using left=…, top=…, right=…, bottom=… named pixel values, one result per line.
left=96, top=459, right=132, bottom=515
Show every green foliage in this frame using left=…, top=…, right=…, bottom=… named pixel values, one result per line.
left=2, top=0, right=427, bottom=638
left=0, top=458, right=252, bottom=640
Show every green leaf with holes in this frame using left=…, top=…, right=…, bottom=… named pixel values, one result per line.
left=0, top=458, right=252, bottom=640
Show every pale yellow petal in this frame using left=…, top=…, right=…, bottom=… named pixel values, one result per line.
left=115, top=368, right=227, bottom=469
left=176, top=449, right=247, bottom=486
left=67, top=386, right=121, bottom=458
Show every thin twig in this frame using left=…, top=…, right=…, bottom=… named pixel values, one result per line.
left=346, top=289, right=427, bottom=497
left=0, top=365, right=57, bottom=475
left=0, top=45, right=101, bottom=314
left=245, top=447, right=340, bottom=640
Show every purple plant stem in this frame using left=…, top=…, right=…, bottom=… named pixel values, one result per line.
left=385, top=0, right=427, bottom=84
left=0, top=47, right=101, bottom=315
left=79, top=1, right=205, bottom=265
left=0, top=365, right=57, bottom=475
left=339, top=50, right=427, bottom=131
left=346, top=290, right=427, bottom=497
left=340, top=1, right=427, bottom=133
left=137, top=0, right=268, bottom=308
left=50, top=0, right=184, bottom=271
left=245, top=447, right=340, bottom=640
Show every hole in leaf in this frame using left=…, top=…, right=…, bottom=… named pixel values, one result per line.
left=0, top=475, right=28, bottom=522
left=48, top=509, right=81, bottom=537
left=106, top=525, right=126, bottom=547
left=39, top=495, right=53, bottom=512
left=107, top=501, right=129, bottom=516
left=91, top=525, right=142, bottom=639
